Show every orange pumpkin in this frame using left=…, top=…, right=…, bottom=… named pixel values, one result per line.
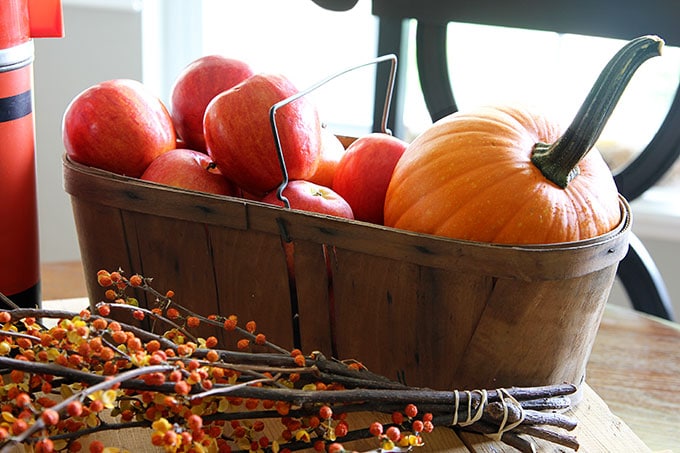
left=384, top=35, right=663, bottom=245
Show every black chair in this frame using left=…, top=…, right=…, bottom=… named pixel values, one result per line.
left=314, top=0, right=678, bottom=320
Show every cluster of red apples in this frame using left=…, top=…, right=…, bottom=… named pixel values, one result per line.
left=62, top=55, right=408, bottom=225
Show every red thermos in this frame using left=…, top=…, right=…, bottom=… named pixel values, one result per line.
left=0, top=0, right=63, bottom=307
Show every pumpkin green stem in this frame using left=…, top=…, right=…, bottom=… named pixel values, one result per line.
left=531, top=35, right=664, bottom=189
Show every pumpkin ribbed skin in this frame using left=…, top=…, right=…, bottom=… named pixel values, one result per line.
left=383, top=105, right=621, bottom=245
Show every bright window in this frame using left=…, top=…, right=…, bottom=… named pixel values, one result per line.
left=199, top=0, right=379, bottom=138
left=153, top=0, right=680, bottom=235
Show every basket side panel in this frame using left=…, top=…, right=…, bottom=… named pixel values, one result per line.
left=328, top=247, right=492, bottom=389
left=293, top=241, right=334, bottom=355
left=208, top=226, right=297, bottom=350
left=69, top=198, right=140, bottom=305
left=452, top=265, right=619, bottom=389
left=117, top=211, right=224, bottom=339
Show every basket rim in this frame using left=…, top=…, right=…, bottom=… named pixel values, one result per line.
left=63, top=153, right=631, bottom=280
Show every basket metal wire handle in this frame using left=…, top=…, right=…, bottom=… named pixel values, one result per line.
left=268, top=54, right=398, bottom=208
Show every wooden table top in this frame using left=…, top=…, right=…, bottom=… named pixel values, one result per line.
left=38, top=261, right=680, bottom=452
left=586, top=304, right=680, bottom=452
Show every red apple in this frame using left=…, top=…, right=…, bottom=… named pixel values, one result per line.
left=63, top=79, right=176, bottom=177
left=332, top=132, right=408, bottom=225
left=140, top=148, right=238, bottom=196
left=261, top=180, right=353, bottom=282
left=204, top=73, right=322, bottom=196
left=308, top=127, right=346, bottom=188
left=260, top=180, right=354, bottom=220
left=170, top=55, right=254, bottom=152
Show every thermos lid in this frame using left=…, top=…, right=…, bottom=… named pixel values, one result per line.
left=27, top=0, right=64, bottom=39
left=0, top=0, right=63, bottom=51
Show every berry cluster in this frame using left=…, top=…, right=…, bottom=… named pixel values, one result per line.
left=0, top=270, right=436, bottom=453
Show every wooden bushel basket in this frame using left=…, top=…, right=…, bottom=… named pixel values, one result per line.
left=62, top=151, right=630, bottom=394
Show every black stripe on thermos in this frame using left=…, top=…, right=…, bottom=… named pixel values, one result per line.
left=0, top=90, right=32, bottom=122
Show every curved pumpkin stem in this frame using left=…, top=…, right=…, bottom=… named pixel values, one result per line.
left=532, top=35, right=664, bottom=189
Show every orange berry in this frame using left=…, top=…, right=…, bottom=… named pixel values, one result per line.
left=255, top=333, right=266, bottom=345
left=15, top=392, right=31, bottom=407
left=166, top=308, right=180, bottom=319
left=16, top=337, right=33, bottom=349
left=108, top=321, right=122, bottom=332
left=96, top=270, right=112, bottom=287
left=68, top=354, right=83, bottom=367
left=307, top=416, right=320, bottom=429
left=405, top=404, right=418, bottom=418
left=0, top=312, right=11, bottom=323
left=223, top=318, right=237, bottom=331
left=176, top=344, right=191, bottom=356
left=205, top=350, right=219, bottom=363
left=132, top=310, right=145, bottom=321
left=174, top=380, right=191, bottom=395
left=348, top=362, right=365, bottom=371
left=187, top=414, right=202, bottom=432
left=34, top=438, right=55, bottom=453
left=129, top=274, right=143, bottom=287
left=41, top=408, right=60, bottom=426
left=11, top=419, right=28, bottom=435
left=66, top=401, right=83, bottom=417
left=236, top=339, right=250, bottom=350
left=319, top=405, right=333, bottom=420
left=385, top=426, right=401, bottom=442
left=89, top=400, right=104, bottom=413
left=89, top=440, right=104, bottom=453
left=41, top=382, right=53, bottom=394
left=186, top=317, right=200, bottom=328
left=151, top=431, right=164, bottom=446
left=111, top=331, right=127, bottom=344
left=97, top=304, right=111, bottom=317
left=91, top=318, right=107, bottom=331
left=146, top=339, right=161, bottom=353
left=99, top=347, right=115, bottom=361
left=205, top=336, right=218, bottom=348
left=369, top=422, right=383, bottom=437
left=77, top=343, right=91, bottom=357
left=165, top=290, right=175, bottom=298
left=109, top=271, right=122, bottom=283
left=294, top=354, right=306, bottom=367
left=104, top=289, right=117, bottom=300
left=328, top=443, right=345, bottom=453
left=232, top=426, right=246, bottom=438
left=245, top=320, right=256, bottom=333
left=10, top=369, right=24, bottom=383
left=89, top=338, right=104, bottom=355
left=276, top=401, right=290, bottom=416
left=55, top=354, right=68, bottom=367
left=335, top=421, right=349, bottom=437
